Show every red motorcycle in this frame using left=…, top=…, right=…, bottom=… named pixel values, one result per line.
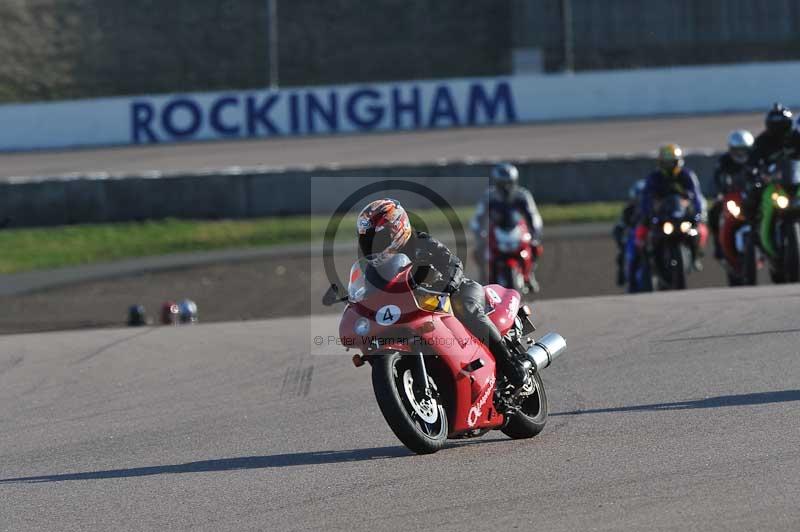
left=322, top=253, right=566, bottom=455
left=486, top=210, right=540, bottom=294
left=718, top=190, right=758, bottom=286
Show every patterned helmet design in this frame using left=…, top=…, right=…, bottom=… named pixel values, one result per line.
left=356, top=198, right=412, bottom=266
left=657, top=143, right=684, bottom=177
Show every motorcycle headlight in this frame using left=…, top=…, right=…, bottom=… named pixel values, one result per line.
left=354, top=317, right=370, bottom=336
left=776, top=195, right=790, bottom=209
left=680, top=221, right=693, bottom=233
left=726, top=200, right=741, bottom=218
left=662, top=221, right=675, bottom=235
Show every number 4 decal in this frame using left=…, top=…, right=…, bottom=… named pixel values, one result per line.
left=375, top=305, right=401, bottom=326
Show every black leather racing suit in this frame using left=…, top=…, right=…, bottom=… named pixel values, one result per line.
left=471, top=186, right=543, bottom=243
left=396, top=231, right=522, bottom=382
left=748, top=131, right=790, bottom=169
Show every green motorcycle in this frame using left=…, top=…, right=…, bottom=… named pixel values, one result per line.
left=758, top=160, right=800, bottom=283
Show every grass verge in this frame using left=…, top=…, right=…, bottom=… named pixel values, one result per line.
left=0, top=202, right=621, bottom=274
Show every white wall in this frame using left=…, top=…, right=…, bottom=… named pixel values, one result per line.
left=2, top=61, right=800, bottom=151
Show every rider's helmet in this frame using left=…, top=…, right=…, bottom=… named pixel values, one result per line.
left=356, top=198, right=412, bottom=266
left=178, top=299, right=198, bottom=323
left=628, top=179, right=646, bottom=201
left=766, top=103, right=793, bottom=138
left=160, top=301, right=180, bottom=325
left=127, top=304, right=147, bottom=326
left=657, top=143, right=684, bottom=177
left=491, top=163, right=519, bottom=196
left=727, top=129, right=754, bottom=164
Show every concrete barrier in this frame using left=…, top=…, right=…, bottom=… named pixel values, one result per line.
left=0, top=153, right=720, bottom=227
left=3, top=61, right=800, bottom=152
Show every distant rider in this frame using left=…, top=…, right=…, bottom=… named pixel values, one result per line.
left=470, top=163, right=543, bottom=290
left=613, top=179, right=645, bottom=286
left=357, top=198, right=531, bottom=389
left=635, top=144, right=708, bottom=266
left=708, top=130, right=754, bottom=259
left=748, top=103, right=794, bottom=168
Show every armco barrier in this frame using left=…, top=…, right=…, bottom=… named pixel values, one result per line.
left=0, top=154, right=718, bottom=228
left=2, top=61, right=800, bottom=151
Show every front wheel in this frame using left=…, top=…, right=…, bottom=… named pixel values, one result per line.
left=743, top=231, right=758, bottom=286
left=783, top=221, right=800, bottom=283
left=494, top=262, right=511, bottom=289
left=511, top=264, right=526, bottom=293
left=371, top=352, right=448, bottom=454
left=665, top=242, right=687, bottom=290
left=501, top=371, right=548, bottom=439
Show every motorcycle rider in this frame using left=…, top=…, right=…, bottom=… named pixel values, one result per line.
left=358, top=198, right=530, bottom=389
left=635, top=143, right=708, bottom=267
left=708, top=130, right=755, bottom=260
left=613, top=179, right=645, bottom=286
left=470, top=163, right=543, bottom=290
left=748, top=104, right=794, bottom=168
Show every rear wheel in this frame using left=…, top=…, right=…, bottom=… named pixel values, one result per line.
left=501, top=371, right=548, bottom=439
left=371, top=352, right=448, bottom=454
left=783, top=221, right=800, bottom=283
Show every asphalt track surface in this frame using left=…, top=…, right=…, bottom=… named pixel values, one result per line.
left=0, top=112, right=762, bottom=179
left=2, top=284, right=799, bottom=531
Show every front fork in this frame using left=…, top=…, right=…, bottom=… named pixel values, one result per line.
left=414, top=352, right=432, bottom=398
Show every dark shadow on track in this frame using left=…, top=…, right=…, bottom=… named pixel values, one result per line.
left=661, top=327, right=800, bottom=343
left=0, top=446, right=413, bottom=483
left=0, top=438, right=504, bottom=484
left=552, top=389, right=800, bottom=417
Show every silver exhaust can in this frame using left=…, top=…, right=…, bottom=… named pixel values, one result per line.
left=526, top=332, right=567, bottom=371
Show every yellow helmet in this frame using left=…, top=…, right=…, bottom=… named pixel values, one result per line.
left=657, top=143, right=684, bottom=177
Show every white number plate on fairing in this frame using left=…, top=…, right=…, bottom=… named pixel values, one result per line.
left=375, top=305, right=401, bottom=326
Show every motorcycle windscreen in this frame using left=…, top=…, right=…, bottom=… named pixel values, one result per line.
left=660, top=194, right=689, bottom=221
left=348, top=253, right=412, bottom=303
left=493, top=225, right=524, bottom=253
left=490, top=207, right=524, bottom=230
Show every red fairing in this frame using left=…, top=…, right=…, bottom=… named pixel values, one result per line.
left=338, top=261, right=506, bottom=435
left=486, top=215, right=535, bottom=288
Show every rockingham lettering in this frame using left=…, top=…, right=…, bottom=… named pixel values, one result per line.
left=130, top=80, right=517, bottom=144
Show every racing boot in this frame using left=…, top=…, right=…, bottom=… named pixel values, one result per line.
left=501, top=357, right=532, bottom=390
left=485, top=335, right=530, bottom=390
left=693, top=245, right=705, bottom=272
